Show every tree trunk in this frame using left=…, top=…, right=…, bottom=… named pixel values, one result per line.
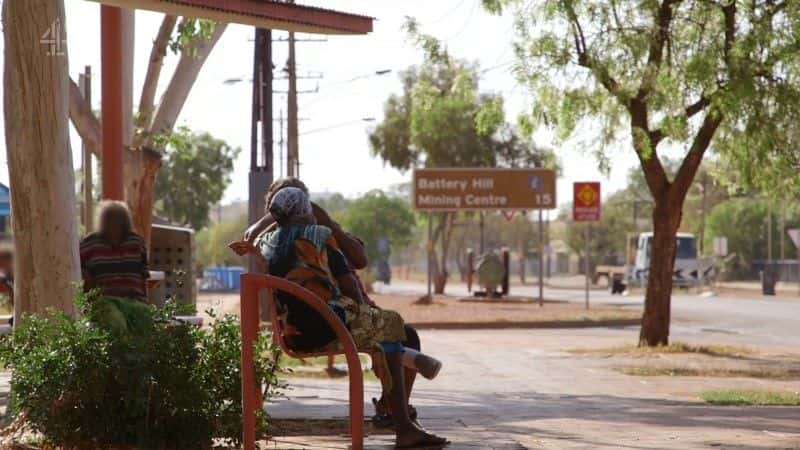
left=639, top=198, right=681, bottom=346
left=3, top=0, right=79, bottom=317
left=433, top=213, right=453, bottom=294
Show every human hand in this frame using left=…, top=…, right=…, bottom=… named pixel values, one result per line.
left=243, top=215, right=274, bottom=244
left=229, top=241, right=257, bottom=256
left=311, top=202, right=334, bottom=228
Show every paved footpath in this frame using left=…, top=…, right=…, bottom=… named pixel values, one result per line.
left=268, top=328, right=800, bottom=449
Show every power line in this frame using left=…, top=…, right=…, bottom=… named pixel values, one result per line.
left=427, top=0, right=467, bottom=25
left=443, top=0, right=478, bottom=42
left=479, top=60, right=515, bottom=75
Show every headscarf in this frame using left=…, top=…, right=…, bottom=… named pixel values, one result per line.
left=261, top=187, right=327, bottom=264
left=268, top=187, right=314, bottom=226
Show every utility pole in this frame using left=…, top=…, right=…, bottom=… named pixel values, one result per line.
left=780, top=208, right=786, bottom=260
left=249, top=28, right=274, bottom=272
left=767, top=201, right=773, bottom=262
left=278, top=109, right=284, bottom=178
left=79, top=66, right=94, bottom=231
left=287, top=31, right=299, bottom=177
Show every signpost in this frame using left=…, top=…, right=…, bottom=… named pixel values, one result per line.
left=573, top=182, right=601, bottom=309
left=413, top=168, right=557, bottom=303
left=413, top=168, right=556, bottom=211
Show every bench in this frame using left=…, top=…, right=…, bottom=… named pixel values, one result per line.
left=239, top=272, right=365, bottom=450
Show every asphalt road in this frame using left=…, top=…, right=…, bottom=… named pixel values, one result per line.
left=374, top=279, right=800, bottom=348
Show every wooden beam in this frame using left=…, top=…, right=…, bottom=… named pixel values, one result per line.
left=86, top=0, right=373, bottom=35
left=101, top=5, right=124, bottom=200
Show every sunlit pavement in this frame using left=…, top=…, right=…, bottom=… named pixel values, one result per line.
left=262, top=282, right=800, bottom=449
left=375, top=280, right=800, bottom=348
left=266, top=327, right=800, bottom=449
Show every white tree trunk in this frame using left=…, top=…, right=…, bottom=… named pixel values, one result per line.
left=149, top=23, right=228, bottom=134
left=128, top=22, right=227, bottom=242
left=121, top=9, right=135, bottom=147
left=137, top=14, right=177, bottom=131
left=3, top=0, right=79, bottom=317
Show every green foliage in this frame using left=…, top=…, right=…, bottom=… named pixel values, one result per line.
left=701, top=389, right=800, bottom=406
left=704, top=198, right=800, bottom=278
left=484, top=0, right=800, bottom=197
left=154, top=127, right=240, bottom=230
left=0, top=292, right=282, bottom=448
left=560, top=190, right=633, bottom=268
left=169, top=19, right=217, bottom=55
left=369, top=20, right=556, bottom=171
left=311, top=193, right=352, bottom=222
left=340, top=190, right=416, bottom=265
left=369, top=22, right=558, bottom=292
left=196, top=214, right=249, bottom=268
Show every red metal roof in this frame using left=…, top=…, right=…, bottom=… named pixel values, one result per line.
left=86, top=0, right=373, bottom=34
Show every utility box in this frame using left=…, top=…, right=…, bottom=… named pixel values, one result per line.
left=149, top=224, right=195, bottom=307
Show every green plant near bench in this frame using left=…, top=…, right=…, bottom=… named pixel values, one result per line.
left=0, top=292, right=284, bottom=449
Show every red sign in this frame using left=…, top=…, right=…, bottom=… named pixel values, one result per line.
left=573, top=182, right=601, bottom=222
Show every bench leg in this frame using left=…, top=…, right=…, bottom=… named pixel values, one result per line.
left=345, top=347, right=364, bottom=450
left=241, top=281, right=261, bottom=450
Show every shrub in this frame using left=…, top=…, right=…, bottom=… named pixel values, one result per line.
left=0, top=292, right=283, bottom=449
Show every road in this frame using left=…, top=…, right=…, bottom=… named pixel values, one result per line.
left=375, top=279, right=800, bottom=348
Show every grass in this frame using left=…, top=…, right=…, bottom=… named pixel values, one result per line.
left=700, top=389, right=800, bottom=406
left=280, top=354, right=379, bottom=381
left=573, top=341, right=752, bottom=358
left=619, top=366, right=800, bottom=379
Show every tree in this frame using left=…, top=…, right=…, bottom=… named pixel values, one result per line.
left=705, top=198, right=800, bottom=278
left=340, top=191, right=416, bottom=267
left=196, top=214, right=249, bottom=269
left=3, top=0, right=80, bottom=316
left=312, top=193, right=351, bottom=221
left=69, top=16, right=226, bottom=243
left=154, top=129, right=240, bottom=230
left=561, top=191, right=634, bottom=271
left=3, top=0, right=80, bottom=319
left=484, top=0, right=800, bottom=345
left=369, top=23, right=554, bottom=293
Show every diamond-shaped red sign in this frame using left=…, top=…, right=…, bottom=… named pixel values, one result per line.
left=573, top=182, right=601, bottom=222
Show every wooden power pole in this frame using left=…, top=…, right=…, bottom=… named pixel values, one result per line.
left=287, top=32, right=299, bottom=177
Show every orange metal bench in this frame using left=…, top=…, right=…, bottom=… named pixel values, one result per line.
left=239, top=272, right=365, bottom=450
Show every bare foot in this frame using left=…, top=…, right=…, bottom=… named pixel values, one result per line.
left=396, top=426, right=449, bottom=448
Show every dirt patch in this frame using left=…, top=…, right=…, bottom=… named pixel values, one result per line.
left=372, top=294, right=640, bottom=329
left=618, top=366, right=800, bottom=379
left=199, top=292, right=641, bottom=329
left=572, top=341, right=800, bottom=385
left=571, top=342, right=754, bottom=358
left=268, top=418, right=390, bottom=437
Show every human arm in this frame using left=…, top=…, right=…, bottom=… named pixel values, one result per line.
left=326, top=245, right=367, bottom=304
left=244, top=214, right=276, bottom=245
left=312, top=202, right=368, bottom=270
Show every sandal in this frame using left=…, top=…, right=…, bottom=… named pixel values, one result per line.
left=371, top=397, right=418, bottom=429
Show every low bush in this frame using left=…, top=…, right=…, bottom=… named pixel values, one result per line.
left=0, top=292, right=283, bottom=449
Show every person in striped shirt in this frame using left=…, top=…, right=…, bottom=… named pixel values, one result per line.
left=80, top=201, right=149, bottom=301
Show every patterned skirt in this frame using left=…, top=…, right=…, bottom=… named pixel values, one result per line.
left=328, top=295, right=407, bottom=391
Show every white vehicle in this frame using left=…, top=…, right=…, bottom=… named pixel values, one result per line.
left=627, top=232, right=710, bottom=288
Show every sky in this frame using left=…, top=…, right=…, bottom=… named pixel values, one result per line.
left=0, top=0, right=645, bottom=208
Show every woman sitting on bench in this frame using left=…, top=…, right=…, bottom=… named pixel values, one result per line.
left=258, top=187, right=447, bottom=448
left=243, top=177, right=431, bottom=429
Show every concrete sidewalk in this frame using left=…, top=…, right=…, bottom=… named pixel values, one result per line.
left=267, top=328, right=800, bottom=449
